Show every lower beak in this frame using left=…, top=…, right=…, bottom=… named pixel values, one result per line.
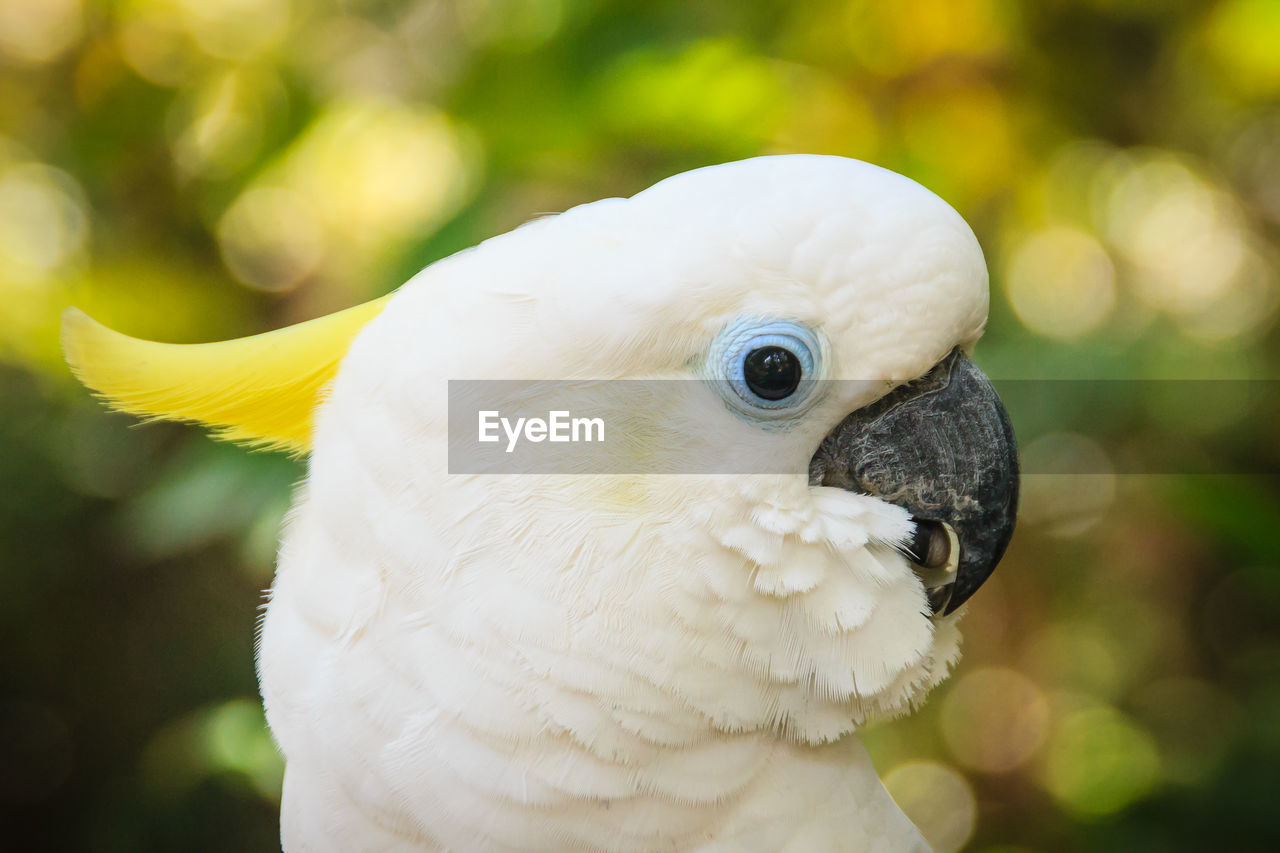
left=808, top=349, right=1019, bottom=615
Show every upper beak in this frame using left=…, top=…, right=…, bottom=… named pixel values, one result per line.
left=808, top=349, right=1019, bottom=615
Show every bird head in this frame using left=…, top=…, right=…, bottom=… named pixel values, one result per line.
left=65, top=155, right=1017, bottom=745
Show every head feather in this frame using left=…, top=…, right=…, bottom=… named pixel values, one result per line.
left=61, top=295, right=392, bottom=454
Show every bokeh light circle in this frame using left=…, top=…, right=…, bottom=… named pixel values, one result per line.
left=0, top=0, right=82, bottom=65
left=217, top=186, right=323, bottom=292
left=0, top=162, right=89, bottom=285
left=1042, top=705, right=1161, bottom=819
left=941, top=667, right=1050, bottom=773
left=1005, top=226, right=1116, bottom=339
left=1017, top=432, right=1116, bottom=537
left=883, top=760, right=977, bottom=853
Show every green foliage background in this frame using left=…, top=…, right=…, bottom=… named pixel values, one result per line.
left=2, top=1, right=1279, bottom=850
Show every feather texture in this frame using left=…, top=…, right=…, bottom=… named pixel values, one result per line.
left=65, top=155, right=994, bottom=850
left=61, top=295, right=392, bottom=453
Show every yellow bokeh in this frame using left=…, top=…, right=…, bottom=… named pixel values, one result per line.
left=176, top=0, right=292, bottom=61
left=836, top=0, right=1011, bottom=77
left=899, top=80, right=1017, bottom=206
left=1004, top=226, right=1117, bottom=340
left=941, top=667, right=1051, bottom=774
left=219, top=99, right=478, bottom=297
left=1204, top=0, right=1280, bottom=97
left=883, top=760, right=977, bottom=853
left=167, top=68, right=286, bottom=179
left=1042, top=706, right=1162, bottom=819
left=1, top=2, right=1278, bottom=848
left=0, top=0, right=82, bottom=65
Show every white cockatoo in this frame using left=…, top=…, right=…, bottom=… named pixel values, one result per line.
left=64, top=155, right=1018, bottom=852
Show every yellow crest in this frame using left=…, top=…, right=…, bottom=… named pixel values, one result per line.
left=61, top=295, right=393, bottom=454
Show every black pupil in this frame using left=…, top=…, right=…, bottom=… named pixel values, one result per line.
left=743, top=346, right=802, bottom=401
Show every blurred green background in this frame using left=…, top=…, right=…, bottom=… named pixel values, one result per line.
left=2, top=0, right=1279, bottom=850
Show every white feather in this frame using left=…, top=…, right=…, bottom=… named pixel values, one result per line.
left=259, top=155, right=989, bottom=850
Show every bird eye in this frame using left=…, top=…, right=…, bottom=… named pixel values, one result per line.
left=743, top=346, right=802, bottom=400
left=707, top=318, right=824, bottom=419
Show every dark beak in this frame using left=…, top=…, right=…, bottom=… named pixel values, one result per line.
left=808, top=349, right=1019, bottom=615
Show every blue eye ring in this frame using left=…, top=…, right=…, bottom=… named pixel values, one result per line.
left=707, top=318, right=826, bottom=419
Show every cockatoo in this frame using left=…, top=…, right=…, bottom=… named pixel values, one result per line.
left=63, top=155, right=1018, bottom=852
